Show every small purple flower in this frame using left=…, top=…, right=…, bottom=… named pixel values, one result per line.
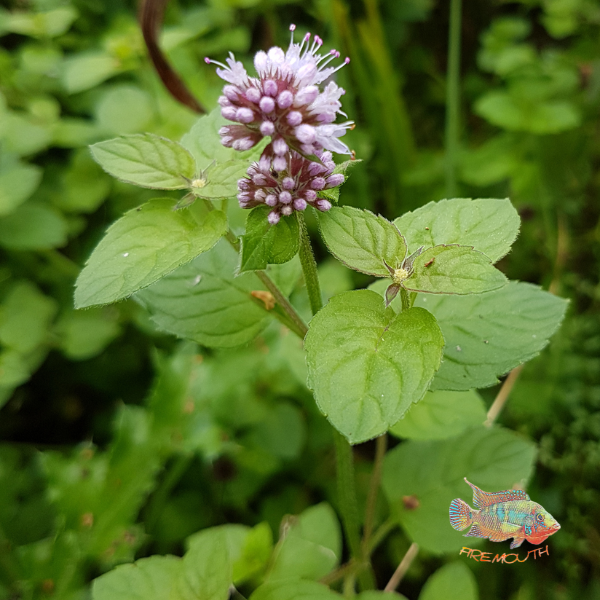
left=238, top=150, right=342, bottom=224
left=206, top=24, right=353, bottom=158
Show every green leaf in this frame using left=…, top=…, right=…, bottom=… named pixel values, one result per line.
left=318, top=207, right=407, bottom=277
left=390, top=390, right=486, bottom=441
left=90, top=134, right=196, bottom=190
left=0, top=160, right=42, bottom=216
left=250, top=579, right=342, bottom=600
left=268, top=503, right=341, bottom=581
left=358, top=594, right=406, bottom=600
left=381, top=426, right=537, bottom=553
left=394, top=198, right=520, bottom=263
left=95, top=86, right=155, bottom=136
left=233, top=522, right=273, bottom=583
left=180, top=108, right=267, bottom=171
left=135, top=239, right=272, bottom=348
left=62, top=52, right=122, bottom=94
left=403, top=245, right=508, bottom=295
left=305, top=290, right=444, bottom=444
left=416, top=282, right=568, bottom=390
left=0, top=349, right=31, bottom=388
left=74, top=199, right=226, bottom=308
left=419, top=563, right=478, bottom=600
left=0, top=282, right=57, bottom=354
left=474, top=92, right=581, bottom=134
left=0, top=202, right=68, bottom=250
left=178, top=526, right=241, bottom=600
left=92, top=556, right=182, bottom=600
left=2, top=7, right=78, bottom=38
left=191, top=161, right=250, bottom=199
left=239, top=208, right=299, bottom=272
left=57, top=308, right=121, bottom=360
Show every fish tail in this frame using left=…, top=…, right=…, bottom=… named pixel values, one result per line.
left=449, top=498, right=474, bottom=531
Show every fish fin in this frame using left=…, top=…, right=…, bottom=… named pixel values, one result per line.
left=510, top=537, right=525, bottom=549
left=449, top=498, right=474, bottom=531
left=464, top=524, right=487, bottom=539
left=464, top=478, right=530, bottom=509
left=488, top=530, right=508, bottom=542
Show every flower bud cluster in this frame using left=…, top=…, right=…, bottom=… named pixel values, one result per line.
left=205, top=25, right=354, bottom=224
left=237, top=151, right=344, bottom=224
left=206, top=25, right=353, bottom=158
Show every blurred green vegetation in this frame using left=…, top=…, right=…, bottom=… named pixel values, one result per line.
left=0, top=0, right=599, bottom=598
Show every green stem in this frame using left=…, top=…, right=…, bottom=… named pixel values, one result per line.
left=362, top=434, right=387, bottom=547
left=298, top=211, right=373, bottom=589
left=297, top=213, right=323, bottom=314
left=334, top=430, right=375, bottom=591
left=202, top=199, right=308, bottom=338
left=401, top=288, right=410, bottom=312
left=367, top=517, right=397, bottom=555
left=146, top=454, right=193, bottom=532
left=444, top=0, right=462, bottom=198
left=256, top=271, right=308, bottom=338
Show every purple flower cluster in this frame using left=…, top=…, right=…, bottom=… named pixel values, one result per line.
left=237, top=150, right=344, bottom=225
left=206, top=25, right=352, bottom=158
left=206, top=25, right=353, bottom=224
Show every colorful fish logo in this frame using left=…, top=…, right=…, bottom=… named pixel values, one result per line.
left=449, top=478, right=560, bottom=549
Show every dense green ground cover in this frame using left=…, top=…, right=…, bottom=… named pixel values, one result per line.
left=0, top=0, right=599, bottom=598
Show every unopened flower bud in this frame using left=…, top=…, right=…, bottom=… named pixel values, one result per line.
left=259, top=96, right=276, bottom=113
left=277, top=90, right=294, bottom=108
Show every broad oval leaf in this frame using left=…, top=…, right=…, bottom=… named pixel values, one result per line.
left=176, top=527, right=233, bottom=600
left=381, top=426, right=537, bottom=553
left=74, top=199, right=226, bottom=308
left=268, top=503, right=341, bottom=582
left=394, top=198, right=520, bottom=263
left=419, top=562, right=478, bottom=600
left=318, top=207, right=407, bottom=277
left=92, top=556, right=182, bottom=600
left=416, top=282, right=568, bottom=390
left=390, top=390, right=486, bottom=441
left=250, top=579, right=342, bottom=600
left=239, top=208, right=299, bottom=273
left=90, top=134, right=196, bottom=189
left=135, top=239, right=272, bottom=348
left=404, top=245, right=508, bottom=295
left=305, top=290, right=444, bottom=444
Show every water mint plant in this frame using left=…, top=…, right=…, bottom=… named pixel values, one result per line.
left=69, top=17, right=569, bottom=600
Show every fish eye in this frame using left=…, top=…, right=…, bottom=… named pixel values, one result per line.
left=536, top=513, right=544, bottom=523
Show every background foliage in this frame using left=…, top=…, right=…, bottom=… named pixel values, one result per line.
left=1, top=0, right=599, bottom=598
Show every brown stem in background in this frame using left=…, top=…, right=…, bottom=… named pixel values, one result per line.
left=484, top=365, right=524, bottom=427
left=384, top=542, right=419, bottom=592
left=139, top=0, right=206, bottom=114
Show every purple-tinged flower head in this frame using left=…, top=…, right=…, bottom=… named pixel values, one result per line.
left=237, top=150, right=343, bottom=225
left=206, top=24, right=353, bottom=158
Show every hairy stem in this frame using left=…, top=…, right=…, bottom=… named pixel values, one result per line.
left=400, top=288, right=410, bottom=312
left=444, top=0, right=462, bottom=197
left=297, top=212, right=372, bottom=589
left=362, top=434, right=387, bottom=547
left=384, top=542, right=419, bottom=592
left=334, top=430, right=375, bottom=591
left=297, top=213, right=323, bottom=314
